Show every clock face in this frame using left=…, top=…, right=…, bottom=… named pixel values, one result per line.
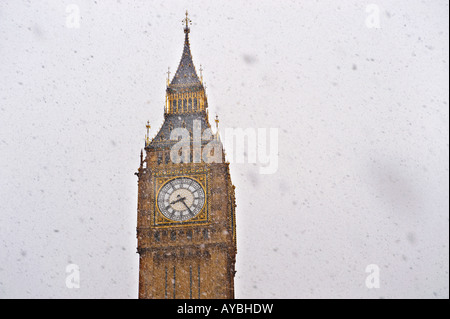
left=157, top=177, right=206, bottom=222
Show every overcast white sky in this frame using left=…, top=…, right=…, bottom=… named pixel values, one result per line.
left=0, top=0, right=448, bottom=298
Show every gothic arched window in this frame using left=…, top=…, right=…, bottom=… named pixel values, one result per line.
left=183, top=99, right=187, bottom=112
left=188, top=98, right=192, bottom=112
left=194, top=98, right=197, bottom=111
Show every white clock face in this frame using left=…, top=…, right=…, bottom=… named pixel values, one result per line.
left=157, top=177, right=205, bottom=222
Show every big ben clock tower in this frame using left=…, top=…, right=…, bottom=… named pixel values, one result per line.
left=135, top=12, right=237, bottom=299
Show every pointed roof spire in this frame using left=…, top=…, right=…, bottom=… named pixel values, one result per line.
left=168, top=11, right=202, bottom=92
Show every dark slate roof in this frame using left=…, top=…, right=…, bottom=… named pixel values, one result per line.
left=147, top=112, right=212, bottom=150
left=168, top=31, right=203, bottom=93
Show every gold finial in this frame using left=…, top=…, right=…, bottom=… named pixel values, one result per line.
left=145, top=121, right=151, bottom=146
left=182, top=10, right=192, bottom=33
left=166, top=67, right=171, bottom=86
left=215, top=115, right=220, bottom=140
left=199, top=64, right=203, bottom=83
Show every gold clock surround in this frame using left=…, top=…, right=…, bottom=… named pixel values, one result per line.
left=153, top=170, right=210, bottom=228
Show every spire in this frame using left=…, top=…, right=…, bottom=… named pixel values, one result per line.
left=165, top=11, right=208, bottom=115
left=168, top=10, right=202, bottom=91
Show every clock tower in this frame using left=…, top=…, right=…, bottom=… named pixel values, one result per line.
left=135, top=12, right=237, bottom=299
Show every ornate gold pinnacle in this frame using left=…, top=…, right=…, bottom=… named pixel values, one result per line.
left=166, top=67, right=170, bottom=85
left=145, top=120, right=151, bottom=146
left=182, top=10, right=192, bottom=33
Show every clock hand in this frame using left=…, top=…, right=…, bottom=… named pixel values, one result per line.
left=180, top=198, right=193, bottom=215
left=170, top=196, right=186, bottom=205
